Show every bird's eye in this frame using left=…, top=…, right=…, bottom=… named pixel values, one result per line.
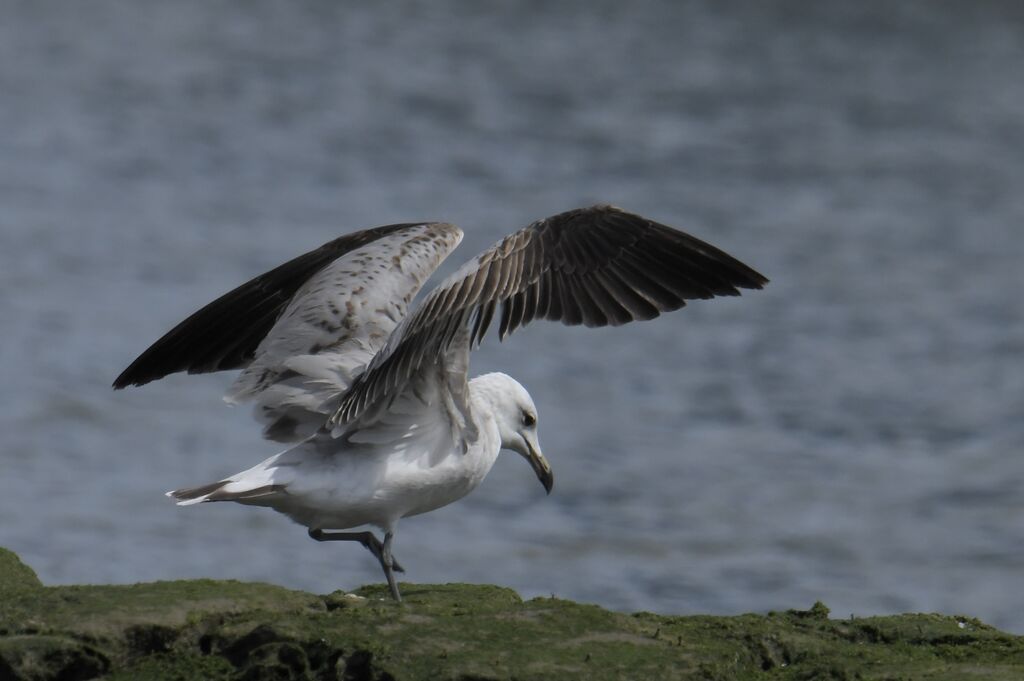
left=522, top=412, right=536, bottom=427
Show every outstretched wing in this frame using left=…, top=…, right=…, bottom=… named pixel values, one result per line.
left=331, top=204, right=768, bottom=426
left=113, top=222, right=455, bottom=388
left=114, top=221, right=463, bottom=441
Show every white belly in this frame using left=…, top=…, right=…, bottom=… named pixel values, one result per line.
left=245, top=428, right=500, bottom=532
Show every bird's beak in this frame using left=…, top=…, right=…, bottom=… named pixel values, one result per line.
left=523, top=434, right=553, bottom=495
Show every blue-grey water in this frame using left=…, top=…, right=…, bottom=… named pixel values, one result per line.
left=2, top=1, right=1023, bottom=632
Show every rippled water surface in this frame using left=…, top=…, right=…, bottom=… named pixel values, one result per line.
left=2, top=1, right=1023, bottom=631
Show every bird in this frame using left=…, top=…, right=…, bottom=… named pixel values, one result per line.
left=113, top=204, right=767, bottom=601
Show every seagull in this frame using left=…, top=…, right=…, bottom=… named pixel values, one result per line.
left=113, top=204, right=767, bottom=601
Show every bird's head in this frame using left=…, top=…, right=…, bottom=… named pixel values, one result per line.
left=475, top=373, right=553, bottom=494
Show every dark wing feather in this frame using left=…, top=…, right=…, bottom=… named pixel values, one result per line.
left=330, top=204, right=767, bottom=425
left=112, top=222, right=427, bottom=389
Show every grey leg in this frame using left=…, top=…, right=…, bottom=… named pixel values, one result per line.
left=308, top=529, right=405, bottom=601
left=381, top=531, right=400, bottom=602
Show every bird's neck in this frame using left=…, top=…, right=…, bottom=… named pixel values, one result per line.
left=467, top=375, right=506, bottom=471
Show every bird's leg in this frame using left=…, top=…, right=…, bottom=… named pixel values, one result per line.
left=381, top=531, right=401, bottom=602
left=307, top=528, right=405, bottom=579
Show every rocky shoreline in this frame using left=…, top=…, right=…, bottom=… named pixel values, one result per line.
left=2, top=547, right=1022, bottom=680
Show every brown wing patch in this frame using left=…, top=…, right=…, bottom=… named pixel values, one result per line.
left=331, top=204, right=767, bottom=426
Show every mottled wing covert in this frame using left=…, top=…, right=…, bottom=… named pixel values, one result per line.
left=332, top=204, right=767, bottom=426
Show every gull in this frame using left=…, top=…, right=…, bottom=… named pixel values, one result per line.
left=113, top=204, right=767, bottom=601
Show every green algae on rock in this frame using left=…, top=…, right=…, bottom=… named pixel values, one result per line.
left=1, top=548, right=1023, bottom=680
left=0, top=548, right=42, bottom=594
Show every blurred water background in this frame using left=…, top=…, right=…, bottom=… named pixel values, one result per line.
left=2, top=1, right=1023, bottom=632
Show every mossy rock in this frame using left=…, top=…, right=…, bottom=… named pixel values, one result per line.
left=0, top=635, right=109, bottom=681
left=0, top=548, right=43, bottom=594
left=1, top=547, right=1023, bottom=680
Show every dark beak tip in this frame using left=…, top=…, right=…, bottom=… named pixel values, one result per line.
left=526, top=442, right=552, bottom=495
